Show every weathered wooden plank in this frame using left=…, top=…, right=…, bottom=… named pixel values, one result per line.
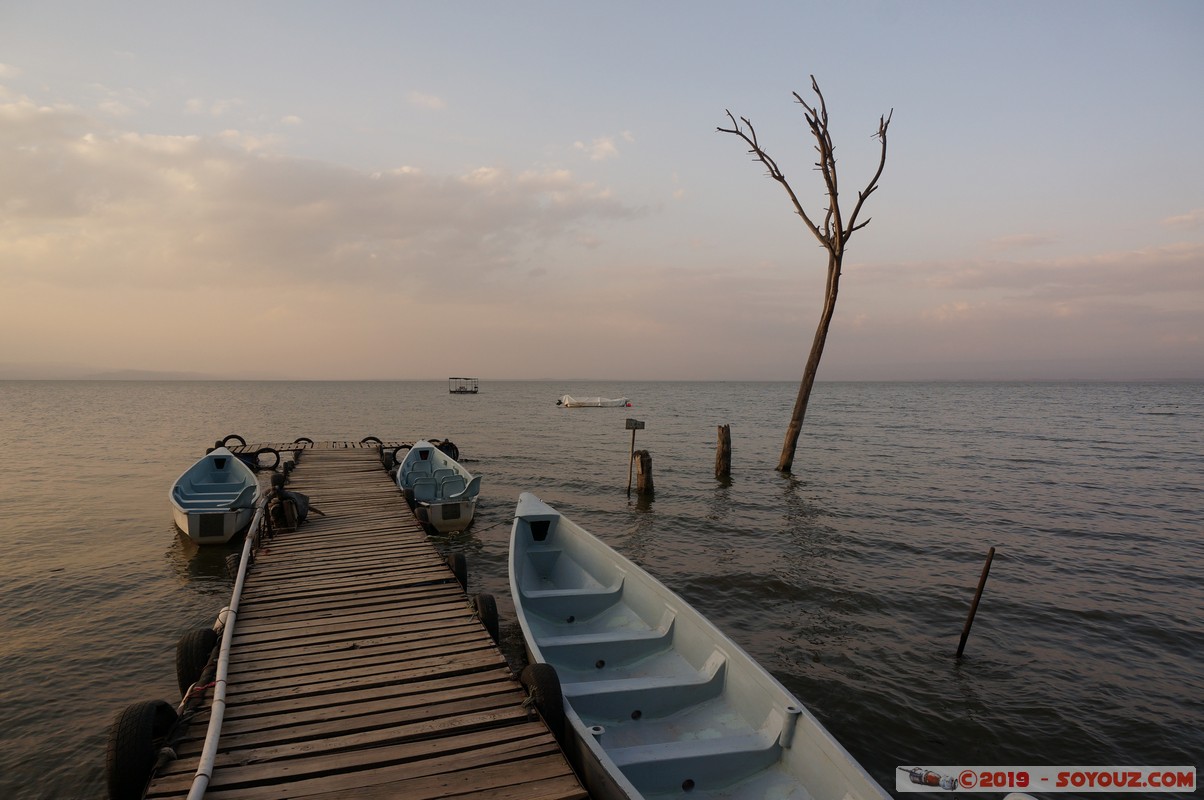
left=296, top=754, right=588, bottom=800
left=225, top=629, right=492, bottom=682
left=182, top=667, right=516, bottom=730
left=233, top=598, right=474, bottom=639
left=156, top=727, right=558, bottom=795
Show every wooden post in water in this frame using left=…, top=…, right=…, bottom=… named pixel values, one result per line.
left=956, top=546, right=996, bottom=658
left=633, top=449, right=654, bottom=495
left=715, top=424, right=732, bottom=479
left=625, top=418, right=645, bottom=496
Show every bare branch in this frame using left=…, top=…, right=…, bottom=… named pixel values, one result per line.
left=843, top=108, right=891, bottom=240
left=718, top=108, right=828, bottom=247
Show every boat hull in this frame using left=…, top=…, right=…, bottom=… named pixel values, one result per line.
left=415, top=497, right=479, bottom=534
left=171, top=505, right=256, bottom=544
left=509, top=492, right=890, bottom=800
left=169, top=447, right=261, bottom=545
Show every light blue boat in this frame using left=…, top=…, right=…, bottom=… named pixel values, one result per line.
left=509, top=492, right=892, bottom=800
left=169, top=447, right=260, bottom=545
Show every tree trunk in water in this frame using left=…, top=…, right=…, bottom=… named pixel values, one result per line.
left=777, top=254, right=841, bottom=473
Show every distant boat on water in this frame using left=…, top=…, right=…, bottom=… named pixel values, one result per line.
left=558, top=395, right=631, bottom=408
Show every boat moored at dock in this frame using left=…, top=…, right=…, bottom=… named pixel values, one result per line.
left=396, top=439, right=482, bottom=533
left=509, top=492, right=892, bottom=800
left=169, top=447, right=261, bottom=544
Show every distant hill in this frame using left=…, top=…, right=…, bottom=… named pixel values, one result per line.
left=0, top=363, right=217, bottom=380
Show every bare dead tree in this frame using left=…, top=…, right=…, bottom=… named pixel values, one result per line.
left=718, top=75, right=891, bottom=473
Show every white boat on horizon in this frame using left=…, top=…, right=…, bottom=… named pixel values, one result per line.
left=558, top=395, right=631, bottom=408
left=169, top=447, right=261, bottom=545
left=509, top=492, right=892, bottom=800
left=396, top=440, right=482, bottom=533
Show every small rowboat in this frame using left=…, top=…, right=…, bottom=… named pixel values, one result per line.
left=509, top=492, right=891, bottom=800
left=169, top=447, right=261, bottom=545
left=396, top=440, right=482, bottom=533
left=558, top=395, right=631, bottom=408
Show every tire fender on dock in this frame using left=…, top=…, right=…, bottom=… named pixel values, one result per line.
left=472, top=593, right=499, bottom=642
left=105, top=699, right=178, bottom=800
left=175, top=627, right=219, bottom=696
left=520, top=663, right=565, bottom=742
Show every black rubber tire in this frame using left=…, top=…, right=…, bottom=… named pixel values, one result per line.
left=255, top=447, right=280, bottom=470
left=105, top=699, right=178, bottom=800
left=520, top=663, right=565, bottom=742
left=446, top=552, right=467, bottom=590
left=436, top=440, right=460, bottom=461
left=220, top=434, right=246, bottom=447
left=361, top=435, right=382, bottom=445
left=473, top=593, right=499, bottom=642
left=225, top=553, right=241, bottom=580
left=175, top=628, right=219, bottom=696
left=293, top=437, right=314, bottom=445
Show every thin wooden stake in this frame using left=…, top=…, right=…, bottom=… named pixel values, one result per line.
left=956, top=546, right=995, bottom=658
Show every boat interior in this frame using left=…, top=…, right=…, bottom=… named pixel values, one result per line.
left=400, top=447, right=480, bottom=503
left=513, top=502, right=819, bottom=796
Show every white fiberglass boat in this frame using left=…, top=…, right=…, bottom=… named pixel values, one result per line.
left=169, top=447, right=260, bottom=545
left=509, top=492, right=892, bottom=800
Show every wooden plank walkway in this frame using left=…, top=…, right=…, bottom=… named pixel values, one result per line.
left=146, top=442, right=586, bottom=800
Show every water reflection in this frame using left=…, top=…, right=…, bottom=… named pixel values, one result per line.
left=165, top=525, right=240, bottom=595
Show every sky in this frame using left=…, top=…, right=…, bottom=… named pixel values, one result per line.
left=1, top=1, right=1202, bottom=381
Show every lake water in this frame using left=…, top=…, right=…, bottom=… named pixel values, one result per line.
left=0, top=380, right=1200, bottom=799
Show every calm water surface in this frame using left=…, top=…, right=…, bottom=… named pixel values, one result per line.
left=0, top=380, right=1200, bottom=799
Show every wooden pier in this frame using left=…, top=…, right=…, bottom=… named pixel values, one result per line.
left=145, top=441, right=585, bottom=800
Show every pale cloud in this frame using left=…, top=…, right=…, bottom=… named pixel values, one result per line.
left=184, top=97, right=243, bottom=116
left=0, top=63, right=21, bottom=79
left=1161, top=208, right=1204, bottom=230
left=407, top=91, right=446, bottom=110
left=863, top=244, right=1204, bottom=300
left=988, top=232, right=1056, bottom=250
left=281, top=115, right=303, bottom=126
left=671, top=171, right=685, bottom=200
left=218, top=129, right=283, bottom=152
left=920, top=300, right=985, bottom=322
left=0, top=98, right=641, bottom=300
left=574, top=136, right=620, bottom=161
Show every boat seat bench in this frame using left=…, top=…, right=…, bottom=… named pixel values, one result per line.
left=519, top=584, right=625, bottom=622
left=186, top=480, right=246, bottom=491
left=610, top=733, right=783, bottom=795
left=175, top=500, right=237, bottom=510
